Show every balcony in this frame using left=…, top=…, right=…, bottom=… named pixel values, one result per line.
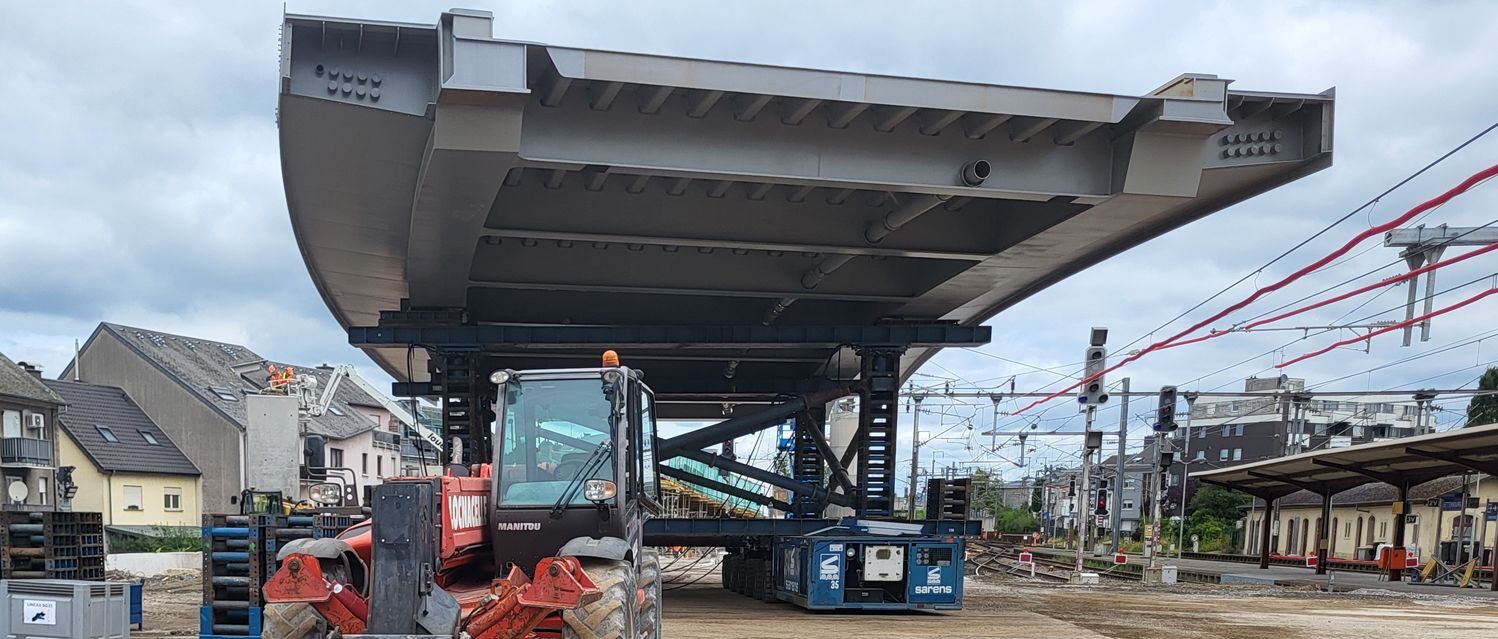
left=1, top=437, right=52, bottom=467
left=372, top=431, right=401, bottom=451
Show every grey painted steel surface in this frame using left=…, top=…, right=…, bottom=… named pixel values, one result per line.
left=278, top=9, right=1335, bottom=403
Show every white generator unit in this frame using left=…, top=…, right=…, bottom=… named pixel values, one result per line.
left=862, top=545, right=905, bottom=581
left=0, top=580, right=129, bottom=639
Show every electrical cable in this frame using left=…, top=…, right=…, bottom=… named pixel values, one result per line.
left=1011, top=163, right=1498, bottom=414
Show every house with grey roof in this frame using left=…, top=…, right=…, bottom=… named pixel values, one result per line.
left=64, top=323, right=406, bottom=512
left=0, top=353, right=63, bottom=512
left=43, top=378, right=202, bottom=528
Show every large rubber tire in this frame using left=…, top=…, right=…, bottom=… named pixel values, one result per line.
left=637, top=549, right=662, bottom=639
left=563, top=558, right=637, bottom=639
left=262, top=602, right=325, bottom=639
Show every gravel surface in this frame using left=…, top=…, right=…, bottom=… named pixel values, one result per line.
left=124, top=564, right=1498, bottom=638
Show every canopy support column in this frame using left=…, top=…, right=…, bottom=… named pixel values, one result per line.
left=1259, top=497, right=1276, bottom=570
left=1389, top=480, right=1409, bottom=582
left=1317, top=492, right=1331, bottom=575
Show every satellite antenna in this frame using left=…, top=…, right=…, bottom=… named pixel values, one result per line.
left=7, top=480, right=28, bottom=504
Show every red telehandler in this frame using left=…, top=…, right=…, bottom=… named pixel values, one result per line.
left=262, top=353, right=664, bottom=639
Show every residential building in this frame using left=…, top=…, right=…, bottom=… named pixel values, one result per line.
left=43, top=379, right=201, bottom=527
left=1038, top=438, right=1162, bottom=541
left=64, top=323, right=408, bottom=512
left=1097, top=440, right=1161, bottom=536
left=0, top=354, right=62, bottom=511
left=1168, top=375, right=1424, bottom=516
left=402, top=404, right=444, bottom=476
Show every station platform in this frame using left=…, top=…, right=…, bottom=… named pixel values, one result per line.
left=1030, top=547, right=1498, bottom=598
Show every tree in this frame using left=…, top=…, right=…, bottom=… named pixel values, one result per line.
left=1183, top=485, right=1250, bottom=552
left=1189, top=485, right=1250, bottom=522
left=994, top=506, right=1039, bottom=533
left=968, top=469, right=1004, bottom=515
left=1467, top=367, right=1498, bottom=427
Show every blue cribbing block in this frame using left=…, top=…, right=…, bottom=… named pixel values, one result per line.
left=206, top=527, right=254, bottom=539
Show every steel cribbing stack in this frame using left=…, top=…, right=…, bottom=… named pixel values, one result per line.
left=0, top=511, right=105, bottom=580
left=201, top=514, right=345, bottom=639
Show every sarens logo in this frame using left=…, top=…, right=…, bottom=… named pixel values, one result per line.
left=446, top=494, right=486, bottom=530
left=496, top=522, right=542, bottom=531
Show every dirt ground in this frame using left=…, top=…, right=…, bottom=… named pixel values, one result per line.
left=662, top=567, right=1498, bottom=639
left=127, top=566, right=1498, bottom=638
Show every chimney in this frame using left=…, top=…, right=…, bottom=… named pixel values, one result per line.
left=15, top=362, right=42, bottom=379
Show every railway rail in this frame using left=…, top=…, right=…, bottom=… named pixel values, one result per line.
left=969, top=542, right=1224, bottom=584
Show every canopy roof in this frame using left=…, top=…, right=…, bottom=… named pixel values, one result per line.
left=1193, top=422, right=1498, bottom=499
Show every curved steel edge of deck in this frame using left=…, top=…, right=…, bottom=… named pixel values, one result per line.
left=278, top=9, right=1334, bottom=399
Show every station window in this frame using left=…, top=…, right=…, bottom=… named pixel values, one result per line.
left=1122, top=500, right=1135, bottom=510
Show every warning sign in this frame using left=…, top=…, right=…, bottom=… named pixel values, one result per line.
left=23, top=600, right=56, bottom=626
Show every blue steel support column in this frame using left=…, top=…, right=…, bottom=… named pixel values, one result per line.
left=855, top=346, right=903, bottom=518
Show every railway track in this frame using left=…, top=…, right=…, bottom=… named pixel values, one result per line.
left=969, top=542, right=1224, bottom=584
left=968, top=541, right=1139, bottom=582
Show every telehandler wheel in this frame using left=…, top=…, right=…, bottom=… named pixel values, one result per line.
left=637, top=549, right=663, bottom=639
left=262, top=602, right=326, bottom=639
left=563, top=558, right=637, bottom=639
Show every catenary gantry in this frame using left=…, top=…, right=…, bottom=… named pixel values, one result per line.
left=278, top=9, right=1334, bottom=520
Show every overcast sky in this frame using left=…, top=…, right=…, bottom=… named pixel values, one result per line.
left=3, top=1, right=1497, bottom=487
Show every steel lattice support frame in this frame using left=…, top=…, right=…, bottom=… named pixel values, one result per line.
left=855, top=346, right=904, bottom=518
left=791, top=406, right=827, bottom=518
left=431, top=352, right=493, bottom=465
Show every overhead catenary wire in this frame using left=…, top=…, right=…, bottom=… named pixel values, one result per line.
left=1160, top=240, right=1498, bottom=351
left=1010, top=162, right=1498, bottom=415
left=1277, top=287, right=1498, bottom=368
left=1112, top=123, right=1498, bottom=356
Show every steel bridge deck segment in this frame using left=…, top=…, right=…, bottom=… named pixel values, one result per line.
left=280, top=9, right=1335, bottom=409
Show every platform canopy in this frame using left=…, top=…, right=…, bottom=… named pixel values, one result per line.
left=1193, top=422, right=1498, bottom=498
left=279, top=9, right=1334, bottom=408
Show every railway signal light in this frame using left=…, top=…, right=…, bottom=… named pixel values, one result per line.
left=1154, top=385, right=1179, bottom=432
left=1078, top=331, right=1109, bottom=406
left=1094, top=488, right=1108, bottom=515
